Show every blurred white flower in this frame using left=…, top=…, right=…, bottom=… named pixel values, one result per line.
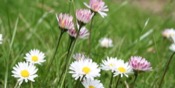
left=73, top=53, right=91, bottom=61
left=162, top=28, right=175, bottom=39
left=67, top=27, right=89, bottom=39
left=99, top=37, right=113, bottom=48
left=24, top=49, right=45, bottom=65
left=12, top=62, right=38, bottom=85
left=101, top=57, right=118, bottom=72
left=0, top=34, right=2, bottom=44
left=113, top=60, right=133, bottom=77
left=82, top=79, right=104, bottom=88
left=69, top=59, right=100, bottom=80
left=84, top=0, right=109, bottom=18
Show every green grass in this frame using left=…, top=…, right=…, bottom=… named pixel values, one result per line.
left=0, top=0, right=175, bottom=88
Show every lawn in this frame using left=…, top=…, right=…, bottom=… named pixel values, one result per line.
left=0, top=0, right=175, bottom=88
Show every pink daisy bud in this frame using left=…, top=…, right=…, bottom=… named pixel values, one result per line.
left=129, top=56, right=152, bottom=72
left=76, top=9, right=94, bottom=24
left=56, top=13, right=74, bottom=30
left=84, top=0, right=109, bottom=18
left=67, top=27, right=89, bottom=39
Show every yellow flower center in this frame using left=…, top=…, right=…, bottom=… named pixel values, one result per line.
left=61, top=20, right=65, bottom=28
left=109, top=63, right=114, bottom=67
left=89, top=85, right=95, bottom=88
left=118, top=67, right=126, bottom=73
left=32, top=56, right=38, bottom=62
left=82, top=66, right=91, bottom=74
left=21, top=70, right=30, bottom=77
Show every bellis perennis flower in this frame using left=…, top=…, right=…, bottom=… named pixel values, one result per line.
left=0, top=34, right=2, bottom=44
left=68, top=27, right=89, bottom=39
left=76, top=9, right=94, bottom=24
left=82, top=79, right=104, bottom=88
left=129, top=56, right=152, bottom=72
left=12, top=62, right=38, bottom=85
left=84, top=0, right=109, bottom=18
left=99, top=37, right=113, bottom=48
left=73, top=53, right=91, bottom=61
left=101, top=57, right=118, bottom=72
left=113, top=60, right=133, bottom=77
left=56, top=13, right=74, bottom=30
left=162, top=28, right=175, bottom=39
left=24, top=49, right=46, bottom=65
left=69, top=59, right=100, bottom=80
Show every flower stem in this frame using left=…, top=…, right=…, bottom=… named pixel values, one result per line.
left=115, top=76, right=121, bottom=88
left=47, top=30, right=64, bottom=69
left=60, top=25, right=83, bottom=88
left=88, top=14, right=95, bottom=55
left=57, top=38, right=74, bottom=85
left=14, top=81, right=19, bottom=88
left=109, top=72, right=114, bottom=88
left=158, top=52, right=175, bottom=88
left=132, top=71, right=138, bottom=88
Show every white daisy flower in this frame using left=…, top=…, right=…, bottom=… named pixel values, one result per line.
left=82, top=79, right=104, bottom=88
left=69, top=59, right=100, bottom=80
left=162, top=28, right=175, bottom=39
left=24, top=49, right=45, bottom=65
left=99, top=37, right=113, bottom=48
left=0, top=34, right=2, bottom=44
left=12, top=62, right=38, bottom=85
left=113, top=60, right=133, bottom=77
left=101, top=57, right=118, bottom=72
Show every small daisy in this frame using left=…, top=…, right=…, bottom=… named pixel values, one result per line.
left=76, top=9, right=94, bottom=24
left=24, top=49, right=45, bottom=65
left=68, top=27, right=89, bottom=39
left=12, top=62, right=38, bottom=85
left=73, top=53, right=87, bottom=61
left=129, top=56, right=152, bottom=72
left=101, top=57, right=119, bottom=72
left=0, top=34, right=2, bottom=44
left=99, top=37, right=113, bottom=48
left=162, top=28, right=175, bottom=39
left=82, top=79, right=104, bottom=88
left=56, top=13, right=74, bottom=30
left=113, top=60, right=133, bottom=77
left=84, top=0, right=109, bottom=18
left=69, top=59, right=100, bottom=80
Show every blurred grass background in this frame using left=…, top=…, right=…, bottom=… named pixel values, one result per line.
left=0, top=0, right=175, bottom=88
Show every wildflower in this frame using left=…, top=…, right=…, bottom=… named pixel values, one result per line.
left=113, top=60, right=133, bottom=77
left=82, top=79, right=104, bottom=88
left=68, top=27, right=89, bottom=39
left=129, top=56, right=152, bottom=72
left=0, top=34, right=2, bottom=44
left=76, top=9, right=94, bottom=24
left=73, top=53, right=88, bottom=61
left=69, top=59, right=100, bottom=80
left=162, top=28, right=175, bottom=39
left=84, top=0, right=109, bottom=18
left=56, top=13, right=74, bottom=30
left=24, top=49, right=45, bottom=65
left=99, top=37, right=113, bottom=48
left=12, top=62, right=38, bottom=85
left=101, top=57, right=118, bottom=72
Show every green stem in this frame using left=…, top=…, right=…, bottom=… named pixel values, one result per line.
left=74, top=77, right=81, bottom=88
left=14, top=81, right=19, bottom=88
left=88, top=14, right=96, bottom=55
left=132, top=71, right=138, bottom=88
left=158, top=52, right=175, bottom=88
left=115, top=76, right=121, bottom=88
left=57, top=38, right=74, bottom=85
left=60, top=25, right=83, bottom=88
left=46, top=30, right=64, bottom=69
left=109, top=72, right=114, bottom=88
